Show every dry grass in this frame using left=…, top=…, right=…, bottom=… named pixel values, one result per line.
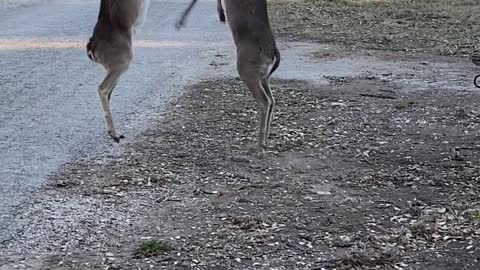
left=270, top=0, right=480, bottom=55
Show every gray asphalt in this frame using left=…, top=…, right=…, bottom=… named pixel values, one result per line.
left=0, top=0, right=232, bottom=244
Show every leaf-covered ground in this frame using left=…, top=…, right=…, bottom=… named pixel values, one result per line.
left=270, top=0, right=480, bottom=56
left=4, top=74, right=478, bottom=269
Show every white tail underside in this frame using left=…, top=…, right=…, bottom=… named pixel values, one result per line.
left=134, top=0, right=151, bottom=33
left=221, top=0, right=228, bottom=23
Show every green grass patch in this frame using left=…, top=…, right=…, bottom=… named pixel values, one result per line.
left=133, top=240, right=172, bottom=258
left=464, top=210, right=480, bottom=221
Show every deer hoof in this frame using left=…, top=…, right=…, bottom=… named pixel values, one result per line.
left=108, top=131, right=124, bottom=143
left=174, top=21, right=184, bottom=30
left=248, top=145, right=267, bottom=158
left=112, top=135, right=125, bottom=143
left=257, top=148, right=267, bottom=159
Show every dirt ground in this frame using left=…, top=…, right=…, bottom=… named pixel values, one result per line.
left=6, top=70, right=479, bottom=269
left=2, top=1, right=480, bottom=270
left=270, top=0, right=480, bottom=56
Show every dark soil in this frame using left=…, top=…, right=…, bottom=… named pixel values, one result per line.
left=33, top=77, right=480, bottom=269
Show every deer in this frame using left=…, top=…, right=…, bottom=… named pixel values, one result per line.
left=86, top=0, right=150, bottom=142
left=176, top=0, right=281, bottom=156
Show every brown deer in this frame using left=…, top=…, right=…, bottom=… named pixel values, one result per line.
left=87, top=0, right=150, bottom=142
left=176, top=0, right=281, bottom=155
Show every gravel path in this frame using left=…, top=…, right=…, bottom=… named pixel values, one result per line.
left=0, top=0, right=230, bottom=246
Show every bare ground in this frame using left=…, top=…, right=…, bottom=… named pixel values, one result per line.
left=3, top=69, right=480, bottom=269
left=270, top=0, right=480, bottom=56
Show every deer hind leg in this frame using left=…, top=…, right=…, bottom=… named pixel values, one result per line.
left=237, top=59, right=274, bottom=155
left=175, top=0, right=198, bottom=29
left=261, top=77, right=275, bottom=142
left=217, top=0, right=225, bottom=22
left=98, top=63, right=129, bottom=143
left=261, top=54, right=280, bottom=143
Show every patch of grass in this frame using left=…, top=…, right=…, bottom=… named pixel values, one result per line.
left=269, top=0, right=480, bottom=56
left=133, top=240, right=172, bottom=258
left=464, top=209, right=480, bottom=222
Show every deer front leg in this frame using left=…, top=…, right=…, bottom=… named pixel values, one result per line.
left=97, top=66, right=128, bottom=143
